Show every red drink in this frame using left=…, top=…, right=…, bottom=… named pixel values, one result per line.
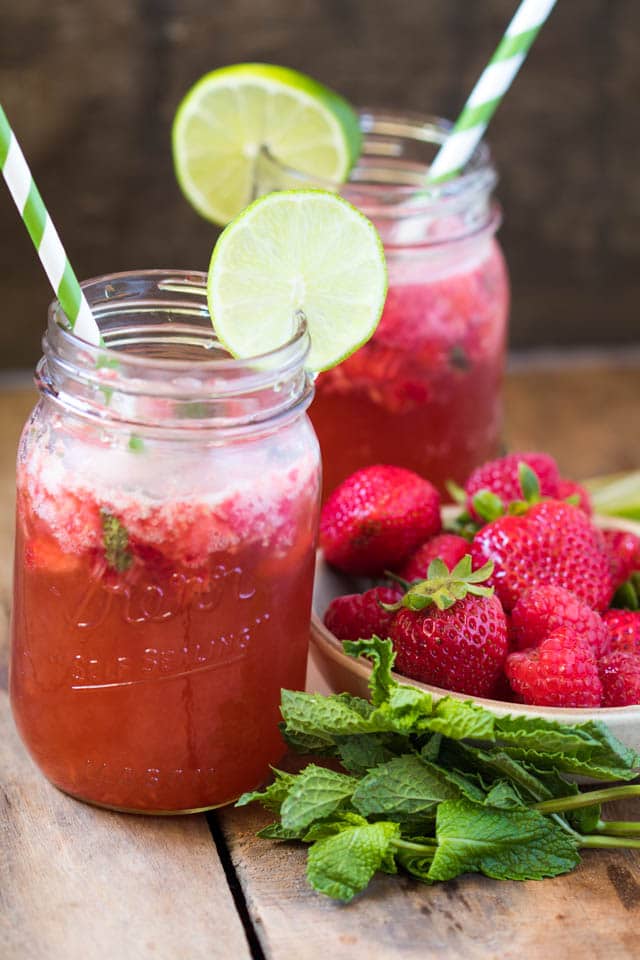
left=10, top=271, right=320, bottom=813
left=312, top=239, right=508, bottom=495
left=257, top=110, right=510, bottom=498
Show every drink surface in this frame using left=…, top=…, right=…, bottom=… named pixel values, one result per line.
left=311, top=239, right=509, bottom=497
left=11, top=418, right=320, bottom=812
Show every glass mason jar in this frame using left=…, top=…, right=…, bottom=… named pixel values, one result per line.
left=257, top=110, right=509, bottom=498
left=11, top=270, right=321, bottom=814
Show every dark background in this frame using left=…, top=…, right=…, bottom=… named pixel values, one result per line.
left=0, top=0, right=638, bottom=368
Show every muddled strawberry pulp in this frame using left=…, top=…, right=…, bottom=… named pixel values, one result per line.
left=12, top=442, right=319, bottom=812
left=311, top=240, right=509, bottom=497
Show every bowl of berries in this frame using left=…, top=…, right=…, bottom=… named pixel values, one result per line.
left=310, top=453, right=640, bottom=750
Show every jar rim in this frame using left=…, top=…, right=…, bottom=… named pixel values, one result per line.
left=47, top=269, right=311, bottom=372
left=257, top=109, right=497, bottom=212
left=39, top=269, right=315, bottom=436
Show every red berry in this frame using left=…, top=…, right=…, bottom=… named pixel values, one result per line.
left=471, top=500, right=614, bottom=612
left=603, top=609, right=640, bottom=655
left=599, top=651, right=640, bottom=706
left=465, top=452, right=560, bottom=518
left=601, top=529, right=640, bottom=589
left=511, top=585, right=610, bottom=658
left=320, top=465, right=441, bottom=576
left=557, top=478, right=592, bottom=515
left=390, top=593, right=508, bottom=698
left=323, top=585, right=403, bottom=641
left=505, top=630, right=602, bottom=708
left=397, top=533, right=470, bottom=581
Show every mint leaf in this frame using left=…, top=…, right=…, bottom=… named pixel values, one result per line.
left=352, top=756, right=462, bottom=819
left=100, top=509, right=133, bottom=572
left=279, top=690, right=376, bottom=745
left=306, top=821, right=400, bottom=902
left=343, top=636, right=397, bottom=706
left=424, top=697, right=496, bottom=741
left=484, top=781, right=526, bottom=809
left=495, top=714, right=603, bottom=755
left=258, top=821, right=302, bottom=840
left=370, top=684, right=434, bottom=733
left=335, top=734, right=397, bottom=775
left=280, top=766, right=358, bottom=834
left=428, top=799, right=580, bottom=882
left=236, top=768, right=297, bottom=812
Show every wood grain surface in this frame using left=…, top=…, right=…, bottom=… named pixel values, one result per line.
left=1, top=363, right=640, bottom=959
left=0, top=0, right=639, bottom=365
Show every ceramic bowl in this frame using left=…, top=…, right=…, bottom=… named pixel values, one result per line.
left=307, top=513, right=640, bottom=754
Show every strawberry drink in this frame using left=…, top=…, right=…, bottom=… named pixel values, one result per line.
left=310, top=112, right=509, bottom=497
left=11, top=271, right=321, bottom=813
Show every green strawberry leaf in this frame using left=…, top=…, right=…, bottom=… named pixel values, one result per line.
left=472, top=490, right=505, bottom=522
left=306, top=821, right=400, bottom=902
left=518, top=462, right=541, bottom=502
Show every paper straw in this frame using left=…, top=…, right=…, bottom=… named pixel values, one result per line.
left=429, top=0, right=557, bottom=182
left=0, top=104, right=101, bottom=345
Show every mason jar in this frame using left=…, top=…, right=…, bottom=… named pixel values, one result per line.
left=10, top=270, right=321, bottom=814
left=257, top=110, right=509, bottom=498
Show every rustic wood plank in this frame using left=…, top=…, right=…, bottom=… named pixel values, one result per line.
left=219, top=800, right=640, bottom=960
left=0, top=387, right=252, bottom=960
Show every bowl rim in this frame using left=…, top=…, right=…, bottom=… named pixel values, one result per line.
left=311, top=511, right=640, bottom=720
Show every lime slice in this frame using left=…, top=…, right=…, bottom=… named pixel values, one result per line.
left=172, top=63, right=362, bottom=226
left=207, top=190, right=387, bottom=372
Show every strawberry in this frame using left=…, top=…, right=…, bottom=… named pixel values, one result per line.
left=397, top=533, right=470, bottom=581
left=603, top=610, right=640, bottom=655
left=505, top=630, right=602, bottom=707
left=557, top=478, right=592, bottom=515
left=471, top=499, right=614, bottom=612
left=511, top=585, right=610, bottom=658
left=388, top=557, right=508, bottom=697
left=601, top=529, right=640, bottom=589
left=599, top=651, right=640, bottom=707
left=323, top=585, right=403, bottom=641
left=320, top=465, right=441, bottom=576
left=465, top=451, right=560, bottom=519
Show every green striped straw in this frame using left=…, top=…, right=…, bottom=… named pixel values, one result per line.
left=429, top=0, right=557, bottom=182
left=0, top=104, right=101, bottom=345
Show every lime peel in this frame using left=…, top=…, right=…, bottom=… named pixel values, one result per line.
left=207, top=189, right=387, bottom=373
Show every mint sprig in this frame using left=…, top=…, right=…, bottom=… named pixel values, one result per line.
left=100, top=509, right=133, bottom=573
left=238, top=637, right=640, bottom=902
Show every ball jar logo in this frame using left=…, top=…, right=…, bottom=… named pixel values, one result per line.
left=55, top=563, right=256, bottom=630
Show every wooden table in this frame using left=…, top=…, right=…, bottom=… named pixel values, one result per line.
left=3, top=356, right=640, bottom=960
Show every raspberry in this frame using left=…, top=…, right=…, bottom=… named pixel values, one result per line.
left=599, top=651, right=640, bottom=707
left=397, top=533, right=470, bottom=581
left=603, top=609, right=640, bottom=655
left=511, top=585, right=610, bottom=658
left=323, top=585, right=403, bottom=641
left=505, top=630, right=602, bottom=708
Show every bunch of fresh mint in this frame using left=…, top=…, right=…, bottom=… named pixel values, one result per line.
left=238, top=637, right=640, bottom=902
